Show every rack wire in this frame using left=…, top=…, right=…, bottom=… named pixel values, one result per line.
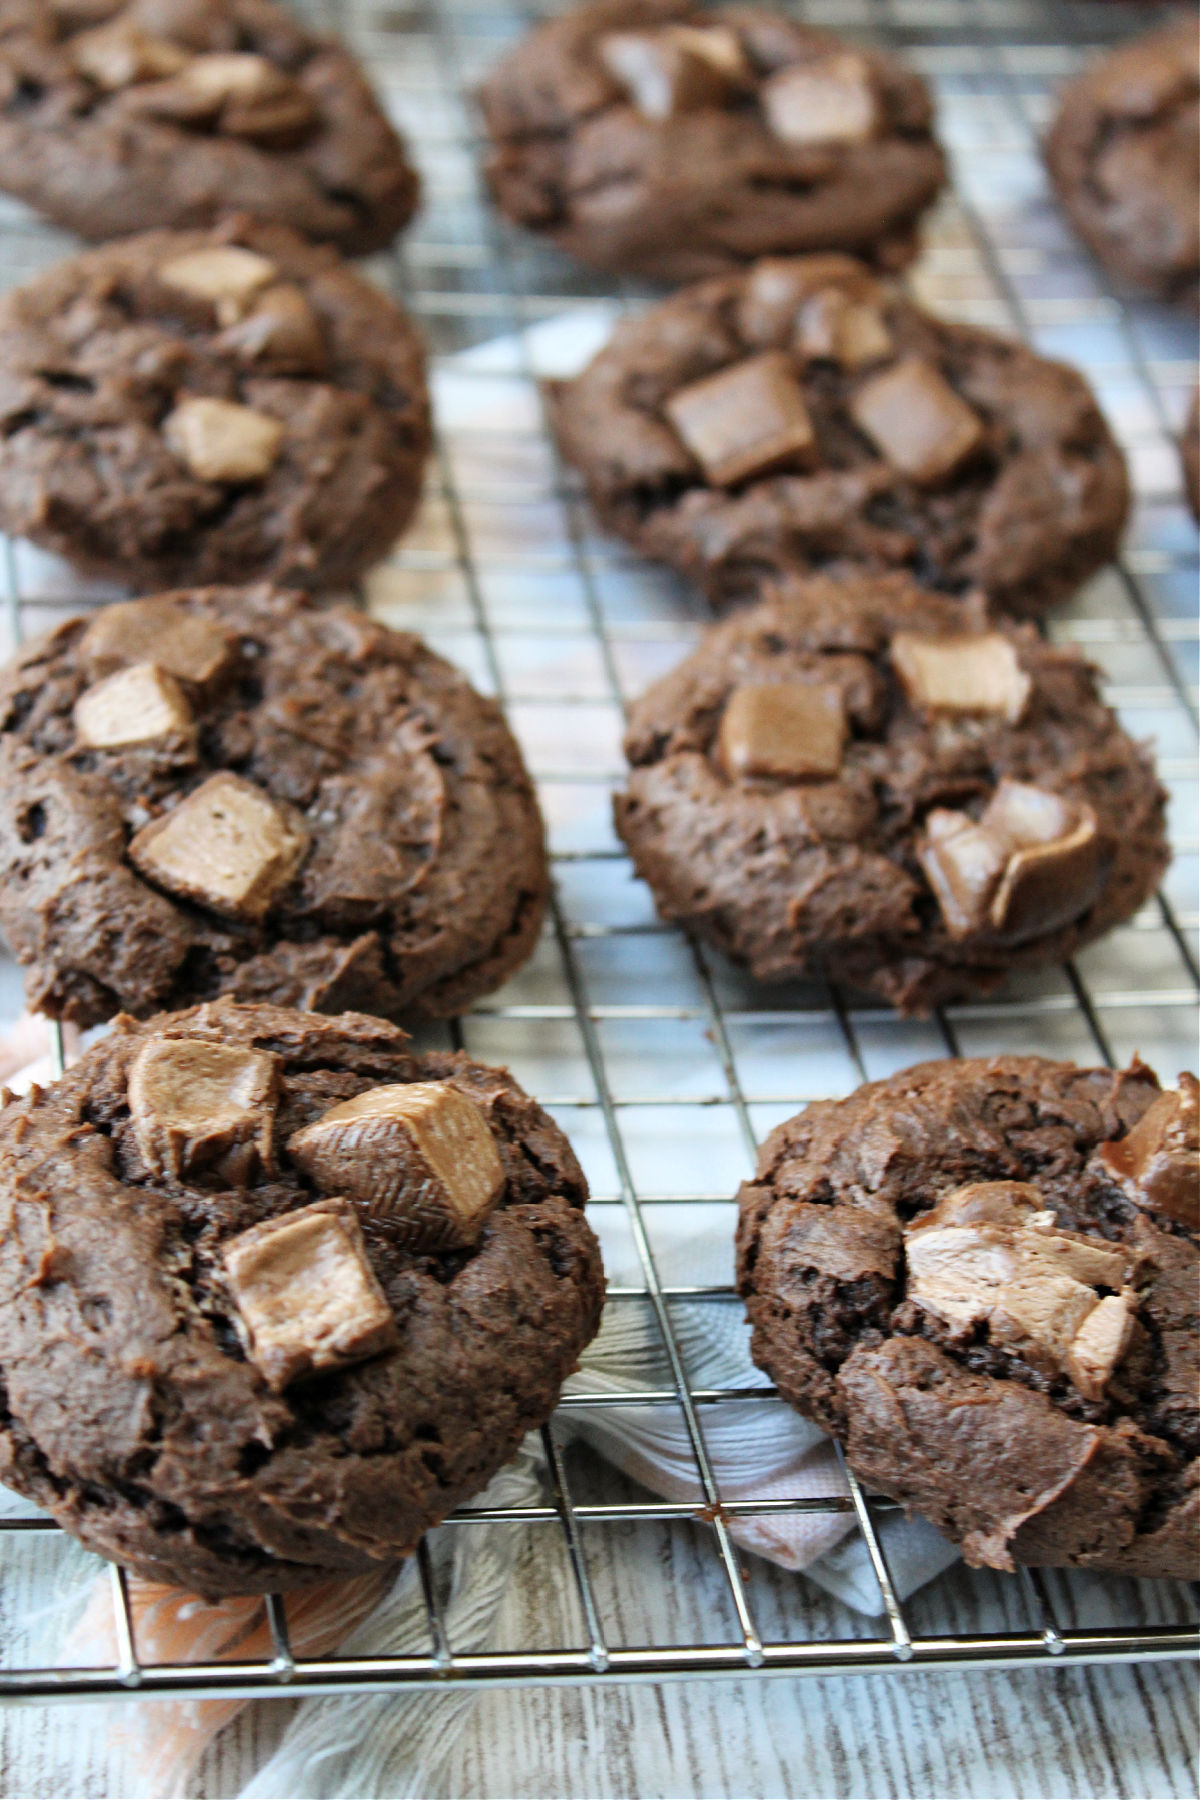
left=0, top=0, right=1196, bottom=1711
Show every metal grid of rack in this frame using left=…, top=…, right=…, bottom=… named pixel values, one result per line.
left=0, top=0, right=1196, bottom=1707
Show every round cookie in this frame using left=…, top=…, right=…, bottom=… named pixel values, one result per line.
left=0, top=1000, right=604, bottom=1594
left=736, top=1055, right=1198, bottom=1580
left=549, top=254, right=1129, bottom=617
left=614, top=575, right=1168, bottom=1013
left=0, top=221, right=431, bottom=592
left=0, top=585, right=549, bottom=1028
left=1044, top=21, right=1199, bottom=305
left=479, top=0, right=945, bottom=283
left=0, top=0, right=418, bottom=254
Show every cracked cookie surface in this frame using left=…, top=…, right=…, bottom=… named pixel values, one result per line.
left=615, top=574, right=1167, bottom=1013
left=0, top=221, right=430, bottom=591
left=0, top=0, right=418, bottom=253
left=479, top=0, right=945, bottom=280
left=736, top=1055, right=1198, bottom=1578
left=549, top=254, right=1129, bottom=617
left=0, top=1001, right=603, bottom=1596
left=0, top=584, right=549, bottom=1027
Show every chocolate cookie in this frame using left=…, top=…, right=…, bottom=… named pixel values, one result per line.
left=736, top=1055, right=1198, bottom=1579
left=614, top=575, right=1168, bottom=1013
left=1182, top=388, right=1199, bottom=522
left=1044, top=21, right=1199, bottom=305
left=478, top=0, right=946, bottom=281
left=0, top=585, right=549, bottom=1028
left=0, top=1000, right=603, bottom=1594
left=0, top=0, right=418, bottom=253
left=0, top=222, right=430, bottom=592
left=549, top=255, right=1129, bottom=616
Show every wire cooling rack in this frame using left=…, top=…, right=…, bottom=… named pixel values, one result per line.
left=0, top=0, right=1196, bottom=1710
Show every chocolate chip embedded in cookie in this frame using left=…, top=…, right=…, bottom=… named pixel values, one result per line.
left=0, top=1001, right=603, bottom=1593
left=0, top=585, right=549, bottom=1028
left=288, top=1082, right=507, bottom=1252
left=0, top=0, right=419, bottom=253
left=1044, top=21, right=1199, bottom=305
left=223, top=1198, right=400, bottom=1392
left=478, top=0, right=946, bottom=280
left=736, top=1055, right=1198, bottom=1579
left=613, top=574, right=1168, bottom=1013
left=548, top=254, right=1129, bottom=618
left=0, top=222, right=430, bottom=593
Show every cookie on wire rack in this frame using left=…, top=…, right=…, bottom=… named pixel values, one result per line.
left=548, top=253, right=1130, bottom=618
left=736, top=1054, right=1198, bottom=1580
left=478, top=0, right=946, bottom=281
left=0, top=220, right=431, bottom=593
left=0, top=0, right=419, bottom=254
left=1044, top=20, right=1199, bottom=306
left=0, top=585, right=549, bottom=1028
left=614, top=572, right=1168, bottom=1014
left=0, top=1000, right=604, bottom=1595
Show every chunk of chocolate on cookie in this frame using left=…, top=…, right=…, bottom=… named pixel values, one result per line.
left=159, top=245, right=278, bottom=326
left=904, top=1194, right=1135, bottom=1390
left=129, top=772, right=310, bottom=920
left=217, top=285, right=327, bottom=375
left=718, top=681, right=847, bottom=781
left=288, top=1082, right=506, bottom=1251
left=919, top=779, right=1103, bottom=943
left=133, top=53, right=317, bottom=145
left=128, top=1034, right=279, bottom=1181
left=70, top=19, right=188, bottom=90
left=891, top=631, right=1031, bottom=725
left=74, top=661, right=195, bottom=751
left=665, top=351, right=817, bottom=487
left=79, top=598, right=237, bottom=692
left=795, top=287, right=892, bottom=369
left=222, top=1198, right=398, bottom=1391
left=598, top=29, right=732, bottom=119
left=1099, top=1074, right=1199, bottom=1231
left=163, top=396, right=284, bottom=484
left=762, top=53, right=879, bottom=145
left=850, top=356, right=984, bottom=486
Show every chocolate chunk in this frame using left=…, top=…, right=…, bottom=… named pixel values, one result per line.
left=762, top=53, right=879, bottom=146
left=70, top=20, right=188, bottom=90
left=598, top=30, right=731, bottom=120
left=288, top=1081, right=506, bottom=1251
left=159, top=245, right=278, bottom=326
left=128, top=772, right=310, bottom=921
left=905, top=1207, right=1134, bottom=1378
left=664, top=351, right=817, bottom=488
left=672, top=25, right=752, bottom=87
left=222, top=1197, right=398, bottom=1391
left=128, top=1034, right=279, bottom=1182
left=1099, top=1075, right=1199, bottom=1230
left=1066, top=1293, right=1135, bottom=1401
left=146, top=52, right=316, bottom=144
left=163, top=395, right=284, bottom=484
left=917, top=809, right=1009, bottom=939
left=79, top=597, right=236, bottom=691
left=919, top=780, right=1103, bottom=942
left=850, top=355, right=985, bottom=486
left=216, top=284, right=327, bottom=375
left=990, top=812, right=1103, bottom=943
left=73, top=661, right=195, bottom=752
left=891, top=631, right=1031, bottom=725
left=718, top=681, right=847, bottom=781
left=910, top=1181, right=1046, bottom=1232
left=795, top=287, right=892, bottom=369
